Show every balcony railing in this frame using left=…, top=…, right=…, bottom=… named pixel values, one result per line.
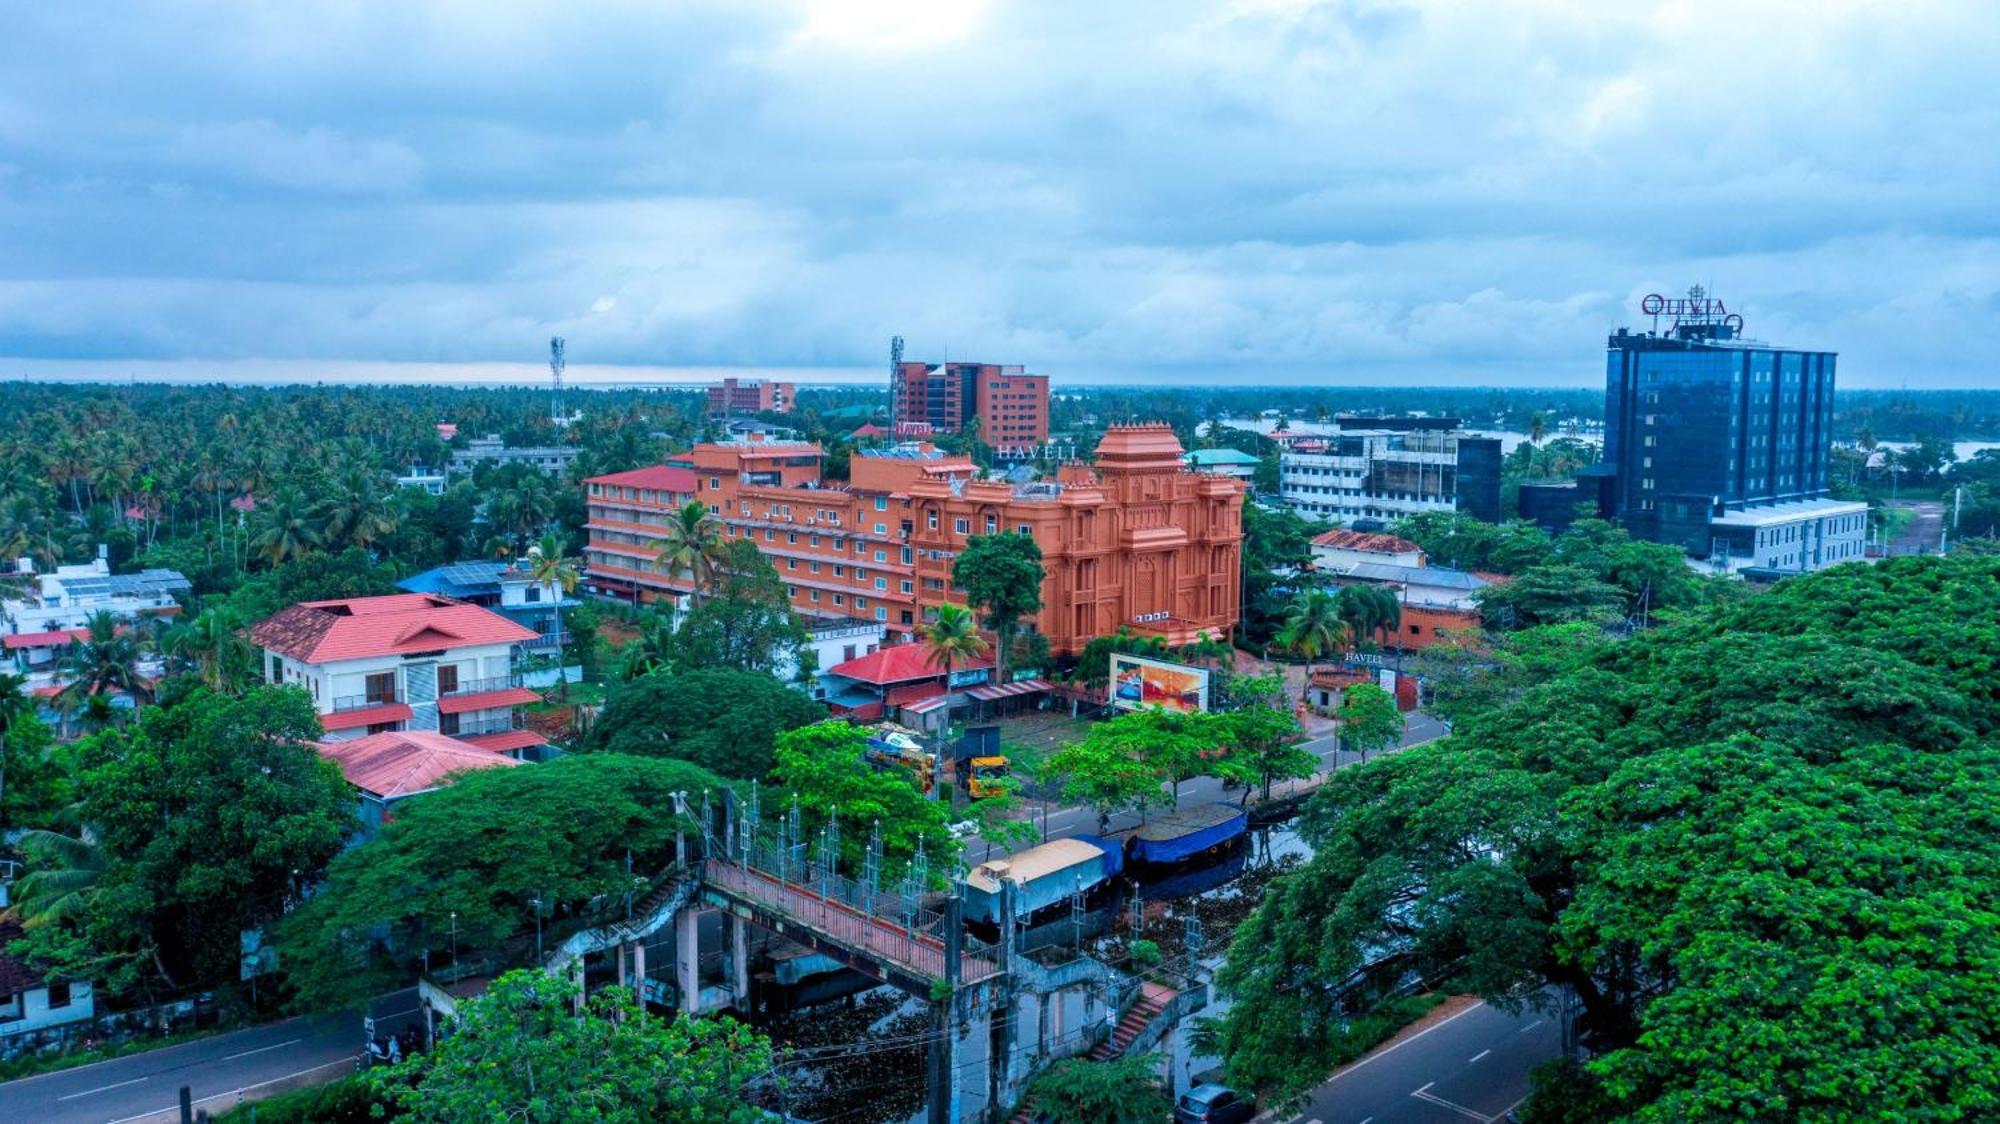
left=440, top=674, right=522, bottom=698
left=450, top=713, right=525, bottom=736
left=331, top=693, right=399, bottom=712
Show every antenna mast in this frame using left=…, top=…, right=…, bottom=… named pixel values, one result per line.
left=548, top=336, right=567, bottom=427
left=889, top=334, right=904, bottom=428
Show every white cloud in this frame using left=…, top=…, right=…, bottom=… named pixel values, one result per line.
left=0, top=0, right=1994, bottom=385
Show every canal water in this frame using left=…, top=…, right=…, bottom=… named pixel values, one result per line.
left=759, top=815, right=1316, bottom=1122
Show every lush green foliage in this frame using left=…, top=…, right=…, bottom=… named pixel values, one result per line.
left=1216, top=556, right=2000, bottom=1118
left=216, top=1075, right=390, bottom=1122
left=1241, top=505, right=1329, bottom=645
left=9, top=687, right=353, bottom=1000
left=664, top=539, right=809, bottom=675
left=1043, top=707, right=1236, bottom=830
left=584, top=666, right=826, bottom=778
left=279, top=754, right=725, bottom=1010
left=952, top=531, right=1045, bottom=681
left=372, top=970, right=773, bottom=1123
left=1026, top=1054, right=1172, bottom=1124
left=768, top=721, right=959, bottom=867
left=1333, top=682, right=1402, bottom=761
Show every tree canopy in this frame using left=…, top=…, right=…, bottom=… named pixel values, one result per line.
left=951, top=531, right=1044, bottom=681
left=10, top=687, right=354, bottom=999
left=373, top=969, right=774, bottom=1123
left=1215, top=555, right=2000, bottom=1119
left=768, top=721, right=959, bottom=868
left=584, top=666, right=826, bottom=779
left=279, top=753, right=726, bottom=1010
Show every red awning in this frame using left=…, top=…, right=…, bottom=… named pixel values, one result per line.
left=4, top=629, right=88, bottom=650
left=320, top=703, right=414, bottom=732
left=900, top=695, right=951, bottom=716
left=437, top=687, right=542, bottom=715
left=965, top=678, right=1051, bottom=702
left=459, top=729, right=549, bottom=754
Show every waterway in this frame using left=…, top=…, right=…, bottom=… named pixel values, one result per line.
left=757, top=816, right=1316, bottom=1122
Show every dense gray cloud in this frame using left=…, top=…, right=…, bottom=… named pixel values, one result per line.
left=1, top=0, right=1995, bottom=386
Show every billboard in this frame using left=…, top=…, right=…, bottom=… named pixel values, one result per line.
left=1110, top=654, right=1210, bottom=713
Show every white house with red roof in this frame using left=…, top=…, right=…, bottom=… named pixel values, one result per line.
left=248, top=594, right=548, bottom=755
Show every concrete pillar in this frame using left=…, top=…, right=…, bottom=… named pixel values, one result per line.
left=633, top=938, right=647, bottom=1006
left=676, top=907, right=702, bottom=1015
left=616, top=940, right=628, bottom=988
left=729, top=913, right=750, bottom=1007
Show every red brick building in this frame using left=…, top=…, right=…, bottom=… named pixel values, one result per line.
left=582, top=426, right=1242, bottom=655
left=706, top=377, right=796, bottom=415
left=891, top=361, right=1050, bottom=448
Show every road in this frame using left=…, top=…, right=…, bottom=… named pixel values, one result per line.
left=0, top=989, right=420, bottom=1124
left=1286, top=1000, right=1563, bottom=1124
left=1006, top=709, right=1449, bottom=847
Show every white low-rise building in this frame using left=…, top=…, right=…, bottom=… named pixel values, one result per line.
left=777, top=616, right=888, bottom=701
left=249, top=594, right=551, bottom=757
left=0, top=921, right=94, bottom=1050
left=2, top=551, right=188, bottom=687
left=1702, top=498, right=1871, bottom=575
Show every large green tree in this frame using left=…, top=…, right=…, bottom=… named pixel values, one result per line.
left=1333, top=681, right=1402, bottom=762
left=768, top=721, right=959, bottom=868
left=951, top=531, right=1045, bottom=684
left=13, top=687, right=354, bottom=998
left=373, top=969, right=774, bottom=1123
left=666, top=539, right=808, bottom=675
left=1215, top=555, right=2000, bottom=1118
left=584, top=667, right=826, bottom=779
left=1026, top=1054, right=1172, bottom=1124
left=280, top=753, right=725, bottom=1010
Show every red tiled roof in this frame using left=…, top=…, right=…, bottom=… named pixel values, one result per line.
left=1311, top=530, right=1421, bottom=555
left=320, top=702, right=415, bottom=732
left=249, top=595, right=539, bottom=664
left=885, top=681, right=945, bottom=707
left=850, top=424, right=890, bottom=439
left=4, top=629, right=88, bottom=650
left=315, top=731, right=519, bottom=800
left=437, top=687, right=542, bottom=715
left=826, top=643, right=990, bottom=686
left=585, top=465, right=700, bottom=493
left=459, top=729, right=550, bottom=754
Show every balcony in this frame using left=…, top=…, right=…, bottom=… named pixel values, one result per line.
left=332, top=692, right=399, bottom=713
left=440, top=674, right=522, bottom=698
left=450, top=713, right=525, bottom=737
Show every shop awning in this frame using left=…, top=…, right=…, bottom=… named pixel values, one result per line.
left=966, top=678, right=1051, bottom=702
left=899, top=695, right=951, bottom=716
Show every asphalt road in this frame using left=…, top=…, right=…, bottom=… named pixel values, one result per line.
left=0, top=989, right=420, bottom=1124
left=1287, top=1000, right=1564, bottom=1124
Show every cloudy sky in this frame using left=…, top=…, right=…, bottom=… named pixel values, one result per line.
left=2, top=0, right=1995, bottom=387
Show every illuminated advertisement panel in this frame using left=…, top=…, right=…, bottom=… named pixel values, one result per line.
left=1110, top=654, right=1210, bottom=713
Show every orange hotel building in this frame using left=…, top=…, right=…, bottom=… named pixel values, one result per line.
left=582, top=425, right=1244, bottom=655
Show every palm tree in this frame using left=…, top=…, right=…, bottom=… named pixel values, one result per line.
left=1526, top=411, right=1550, bottom=446
left=654, top=501, right=724, bottom=607
left=316, top=467, right=399, bottom=551
left=526, top=533, right=582, bottom=696
left=249, top=484, right=323, bottom=565
left=0, top=671, right=30, bottom=814
left=12, top=828, right=107, bottom=929
left=162, top=609, right=249, bottom=695
left=1276, top=588, right=1349, bottom=690
left=60, top=609, right=152, bottom=706
left=922, top=602, right=991, bottom=724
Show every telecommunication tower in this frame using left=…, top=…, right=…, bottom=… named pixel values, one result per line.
left=548, top=336, right=566, bottom=427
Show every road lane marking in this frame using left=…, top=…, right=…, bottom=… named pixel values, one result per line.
left=57, top=1076, right=149, bottom=1100
left=1518, top=1019, right=1544, bottom=1032
left=1412, top=1087, right=1488, bottom=1121
left=1468, top=1049, right=1492, bottom=1062
left=1318, top=1002, right=1487, bottom=1087
left=104, top=1057, right=356, bottom=1124
left=1358, top=1118, right=1374, bottom=1124
left=222, top=1036, right=302, bottom=1061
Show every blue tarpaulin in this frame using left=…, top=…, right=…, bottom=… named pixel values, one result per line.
left=1127, top=803, right=1249, bottom=865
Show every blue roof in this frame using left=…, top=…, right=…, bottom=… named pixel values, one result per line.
left=397, top=561, right=509, bottom=599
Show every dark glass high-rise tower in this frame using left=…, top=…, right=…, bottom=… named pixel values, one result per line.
left=1587, top=288, right=1864, bottom=572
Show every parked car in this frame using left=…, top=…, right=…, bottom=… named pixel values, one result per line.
left=1173, top=1083, right=1256, bottom=1123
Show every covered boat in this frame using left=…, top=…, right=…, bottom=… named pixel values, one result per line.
left=963, top=837, right=1120, bottom=927
left=1126, top=803, right=1249, bottom=867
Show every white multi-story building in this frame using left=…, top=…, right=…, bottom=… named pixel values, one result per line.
left=1702, top=498, right=1871, bottom=575
left=1278, top=422, right=1502, bottom=525
left=777, top=616, right=887, bottom=701
left=249, top=594, right=550, bottom=756
left=448, top=435, right=580, bottom=476
left=1, top=551, right=188, bottom=687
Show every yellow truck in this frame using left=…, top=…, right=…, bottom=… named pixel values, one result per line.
left=967, top=756, right=1012, bottom=800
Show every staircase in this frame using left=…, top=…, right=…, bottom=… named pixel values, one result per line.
left=1089, top=981, right=1178, bottom=1061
